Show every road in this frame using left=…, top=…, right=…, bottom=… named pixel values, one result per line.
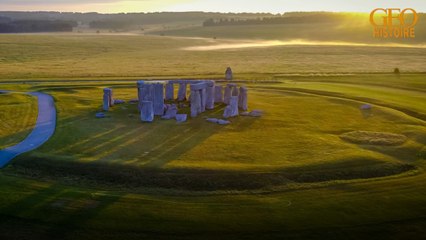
left=0, top=92, right=56, bottom=168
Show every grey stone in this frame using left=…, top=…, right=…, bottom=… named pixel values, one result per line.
left=223, top=96, right=239, bottom=118
left=360, top=104, right=372, bottom=110
left=140, top=101, right=154, bottom=122
left=103, top=88, right=112, bottom=111
left=200, top=88, right=207, bottom=112
left=165, top=83, right=174, bottom=101
left=190, top=90, right=202, bottom=117
left=114, top=99, right=125, bottom=104
left=206, top=118, right=219, bottom=123
left=95, top=112, right=106, bottom=118
left=206, top=82, right=215, bottom=110
left=190, top=82, right=208, bottom=91
left=232, top=86, right=239, bottom=96
left=249, top=110, right=263, bottom=117
left=224, top=85, right=232, bottom=105
left=214, top=86, right=223, bottom=103
left=153, top=83, right=165, bottom=116
left=225, top=67, right=233, bottom=80
left=217, top=119, right=231, bottom=125
left=162, top=104, right=178, bottom=120
left=238, top=86, right=248, bottom=111
left=177, top=83, right=187, bottom=101
left=176, top=114, right=187, bottom=122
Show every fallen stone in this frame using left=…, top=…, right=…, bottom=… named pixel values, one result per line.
left=217, top=119, right=231, bottom=125
left=95, top=112, right=107, bottom=118
left=162, top=104, right=178, bottom=120
left=114, top=99, right=125, bottom=104
left=176, top=114, right=188, bottom=122
left=128, top=99, right=139, bottom=104
left=249, top=110, right=263, bottom=117
left=206, top=118, right=219, bottom=123
left=360, top=104, right=372, bottom=110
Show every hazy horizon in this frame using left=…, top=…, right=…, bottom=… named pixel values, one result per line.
left=0, top=0, right=425, bottom=14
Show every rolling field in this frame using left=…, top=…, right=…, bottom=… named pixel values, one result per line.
left=0, top=33, right=425, bottom=239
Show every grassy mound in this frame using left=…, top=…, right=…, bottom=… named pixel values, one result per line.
left=340, top=131, right=408, bottom=146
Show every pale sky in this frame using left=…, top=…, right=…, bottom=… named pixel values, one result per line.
left=0, top=0, right=425, bottom=13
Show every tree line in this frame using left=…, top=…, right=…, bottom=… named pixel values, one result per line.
left=0, top=18, right=77, bottom=33
left=203, top=14, right=346, bottom=27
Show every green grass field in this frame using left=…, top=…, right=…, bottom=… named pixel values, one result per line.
left=0, top=33, right=425, bottom=239
left=0, top=92, right=37, bottom=149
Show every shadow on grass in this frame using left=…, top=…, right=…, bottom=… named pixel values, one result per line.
left=6, top=154, right=416, bottom=191
left=0, top=182, right=122, bottom=239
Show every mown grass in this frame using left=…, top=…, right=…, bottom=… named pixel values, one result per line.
left=0, top=92, right=37, bottom=149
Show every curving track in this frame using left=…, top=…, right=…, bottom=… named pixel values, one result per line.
left=0, top=92, right=56, bottom=168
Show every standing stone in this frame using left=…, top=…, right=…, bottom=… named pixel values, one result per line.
left=177, top=82, right=187, bottom=101
left=214, top=85, right=223, bottom=103
left=108, top=88, right=114, bottom=107
left=225, top=67, right=233, bottom=80
left=206, top=81, right=215, bottom=110
left=165, top=83, right=174, bottom=101
left=232, top=86, right=239, bottom=97
left=200, top=88, right=207, bottom=112
left=190, top=90, right=202, bottom=117
left=140, top=101, right=154, bottom=122
left=153, top=83, right=165, bottom=116
left=224, top=85, right=232, bottom=105
left=103, top=88, right=111, bottom=111
left=137, top=81, right=145, bottom=110
left=238, top=86, right=248, bottom=111
left=223, top=96, right=239, bottom=118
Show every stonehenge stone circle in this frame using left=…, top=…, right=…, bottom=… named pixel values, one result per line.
left=103, top=80, right=249, bottom=123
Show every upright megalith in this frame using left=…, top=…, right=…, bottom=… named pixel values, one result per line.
left=140, top=101, right=154, bottom=122
left=153, top=83, right=165, bottom=116
left=190, top=90, right=202, bottom=117
left=206, top=81, right=215, bottom=110
left=224, top=83, right=236, bottom=105
left=177, top=82, right=187, bottom=101
left=165, top=83, right=174, bottom=101
left=190, top=82, right=207, bottom=117
left=238, top=86, right=248, bottom=111
left=223, top=96, right=239, bottom=118
left=103, top=88, right=113, bottom=111
left=232, top=85, right=239, bottom=97
left=225, top=67, right=233, bottom=80
left=200, top=88, right=207, bottom=112
left=214, top=85, right=223, bottom=103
